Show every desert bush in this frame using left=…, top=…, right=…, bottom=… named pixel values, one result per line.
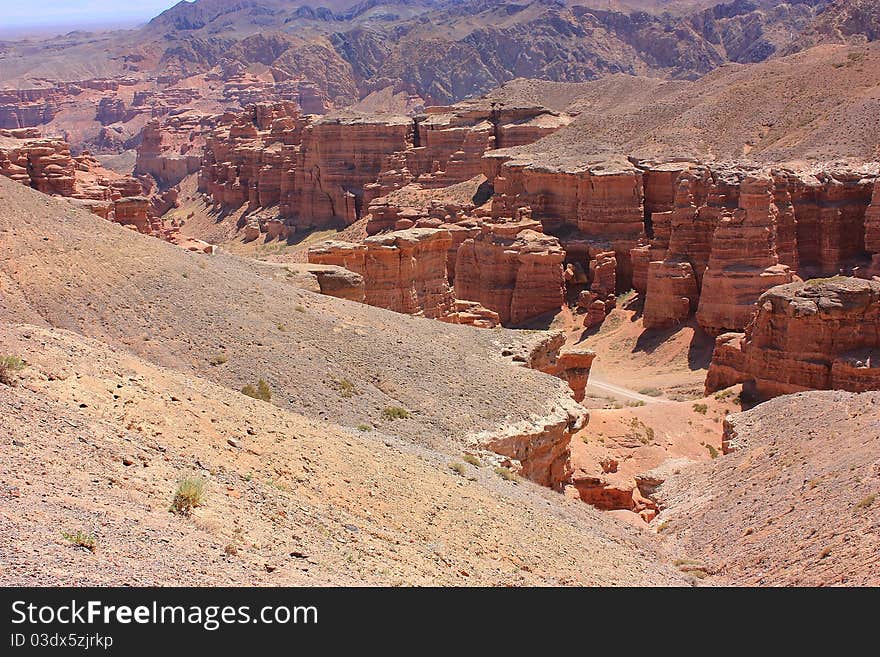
left=382, top=406, right=410, bottom=420
left=494, top=466, right=518, bottom=482
left=209, top=354, right=228, bottom=366
left=242, top=379, right=271, bottom=402
left=0, top=355, right=25, bottom=386
left=356, top=424, right=372, bottom=432
left=693, top=403, right=708, bottom=414
left=335, top=378, right=357, bottom=398
left=171, top=476, right=206, bottom=516
left=449, top=462, right=467, bottom=476
left=462, top=454, right=481, bottom=467
left=62, top=530, right=96, bottom=553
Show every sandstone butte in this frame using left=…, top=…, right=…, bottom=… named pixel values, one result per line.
left=706, top=277, right=880, bottom=402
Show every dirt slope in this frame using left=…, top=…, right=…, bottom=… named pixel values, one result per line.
left=0, top=324, right=685, bottom=585
left=655, top=390, right=880, bottom=585
left=497, top=42, right=880, bottom=163
left=0, top=176, right=579, bottom=457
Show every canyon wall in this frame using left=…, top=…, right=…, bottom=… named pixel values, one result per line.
left=706, top=278, right=880, bottom=400
left=454, top=220, right=566, bottom=326
left=308, top=228, right=455, bottom=319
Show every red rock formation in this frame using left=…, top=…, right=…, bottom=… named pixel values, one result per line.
left=788, top=171, right=874, bottom=276
left=696, top=175, right=793, bottom=335
left=136, top=114, right=214, bottom=187
left=555, top=346, right=596, bottom=403
left=309, top=228, right=454, bottom=318
left=706, top=278, right=880, bottom=400
left=454, top=220, right=565, bottom=326
left=866, top=179, right=880, bottom=275
left=437, top=300, right=501, bottom=329
left=96, top=97, right=129, bottom=125
left=113, top=197, right=153, bottom=233
left=0, top=87, right=59, bottom=129
left=643, top=171, right=708, bottom=329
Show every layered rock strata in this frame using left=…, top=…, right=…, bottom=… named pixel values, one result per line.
left=706, top=278, right=880, bottom=400
left=309, top=228, right=454, bottom=318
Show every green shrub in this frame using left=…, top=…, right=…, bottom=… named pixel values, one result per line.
left=856, top=494, right=876, bottom=510
left=462, top=454, right=482, bottom=467
left=449, top=462, right=467, bottom=476
left=335, top=378, right=357, bottom=398
left=242, top=379, right=272, bottom=402
left=62, top=530, right=96, bottom=553
left=356, top=424, right=372, bottom=432
left=638, top=387, right=662, bottom=397
left=0, top=355, right=25, bottom=386
left=693, top=403, right=708, bottom=415
left=171, top=476, right=206, bottom=516
left=494, top=466, right=518, bottom=482
left=382, top=406, right=410, bottom=420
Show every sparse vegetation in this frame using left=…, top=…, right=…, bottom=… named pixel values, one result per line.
left=638, top=387, right=662, bottom=397
left=0, top=356, right=25, bottom=386
left=277, top=323, right=288, bottom=332
left=855, top=494, right=876, bottom=510
left=462, top=454, right=482, bottom=467
left=693, top=403, right=708, bottom=415
left=806, top=275, right=846, bottom=287
left=705, top=444, right=719, bottom=459
left=241, top=379, right=272, bottom=402
left=494, top=466, right=518, bottom=482
left=62, top=530, right=96, bottom=553
left=627, top=417, right=655, bottom=445
left=334, top=378, right=357, bottom=398
left=449, top=462, right=467, bottom=476
left=382, top=406, right=410, bottom=420
left=356, top=424, right=372, bottom=432
left=626, top=400, right=646, bottom=407
left=171, top=476, right=207, bottom=516
left=0, top=355, right=26, bottom=385
left=616, top=289, right=636, bottom=305
left=209, top=353, right=228, bottom=366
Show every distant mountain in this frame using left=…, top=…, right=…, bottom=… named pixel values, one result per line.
left=1, top=1, right=845, bottom=105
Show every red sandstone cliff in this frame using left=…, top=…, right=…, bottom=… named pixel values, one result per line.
left=706, top=278, right=880, bottom=401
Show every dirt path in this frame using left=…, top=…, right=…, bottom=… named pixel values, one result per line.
left=587, top=376, right=672, bottom=404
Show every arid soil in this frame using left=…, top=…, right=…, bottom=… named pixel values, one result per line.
left=1, top=0, right=879, bottom=588
left=0, top=178, right=687, bottom=585
left=655, top=390, right=880, bottom=585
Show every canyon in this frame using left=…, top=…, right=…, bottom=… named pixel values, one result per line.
left=1, top=0, right=879, bottom=588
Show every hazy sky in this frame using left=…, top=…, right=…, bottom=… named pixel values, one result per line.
left=2, top=1, right=182, bottom=29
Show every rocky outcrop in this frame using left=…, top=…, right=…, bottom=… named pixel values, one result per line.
left=641, top=164, right=874, bottom=332
left=280, top=263, right=366, bottom=302
left=867, top=179, right=880, bottom=275
left=454, top=220, right=565, bottom=326
left=309, top=228, right=454, bottom=318
left=0, top=87, right=59, bottom=129
left=706, top=278, right=880, bottom=400
left=643, top=171, right=708, bottom=329
left=471, top=394, right=588, bottom=491
left=555, top=346, right=596, bottom=403
left=696, top=175, right=794, bottom=335
left=787, top=171, right=875, bottom=276
left=135, top=115, right=214, bottom=187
